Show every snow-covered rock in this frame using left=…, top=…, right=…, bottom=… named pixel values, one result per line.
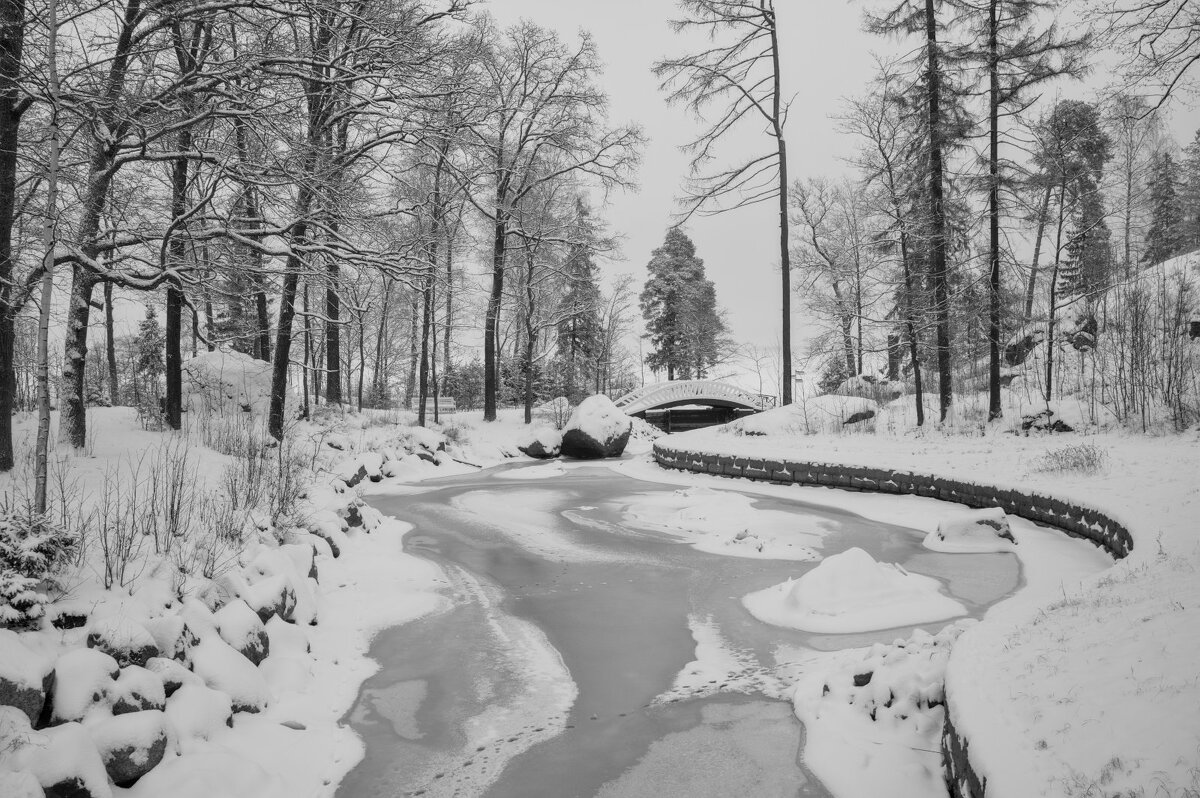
left=50, top=648, right=119, bottom=724
left=237, top=574, right=296, bottom=625
left=141, top=615, right=196, bottom=662
left=122, top=745, right=280, bottom=798
left=109, top=666, right=165, bottom=715
left=86, top=616, right=159, bottom=669
left=925, top=508, right=1016, bottom=553
left=10, top=721, right=112, bottom=798
left=189, top=637, right=269, bottom=714
left=560, top=395, right=631, bottom=459
left=214, top=600, right=269, bottom=665
left=182, top=350, right=273, bottom=416
left=730, top=395, right=879, bottom=436
left=164, top=684, right=232, bottom=749
left=90, top=710, right=168, bottom=786
left=264, top=616, right=309, bottom=659
left=143, top=658, right=200, bottom=698
left=0, top=769, right=43, bottom=798
left=518, top=427, right=562, bottom=459
left=742, top=547, right=966, bottom=633
left=0, top=629, right=51, bottom=724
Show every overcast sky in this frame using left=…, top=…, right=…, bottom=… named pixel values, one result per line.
left=487, top=0, right=1200, bottom=378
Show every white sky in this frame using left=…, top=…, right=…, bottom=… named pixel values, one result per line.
left=487, top=0, right=1200, bottom=375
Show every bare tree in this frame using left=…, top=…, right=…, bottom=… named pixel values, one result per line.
left=654, top=0, right=795, bottom=404
left=468, top=19, right=641, bottom=421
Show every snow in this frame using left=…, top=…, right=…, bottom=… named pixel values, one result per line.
left=182, top=350, right=274, bottom=415
left=616, top=485, right=828, bottom=560
left=791, top=623, right=974, bottom=798
left=89, top=709, right=167, bottom=764
left=649, top=402, right=1200, bottom=796
left=86, top=615, right=157, bottom=664
left=0, top=769, right=43, bottom=798
left=10, top=721, right=112, bottom=798
left=51, top=648, right=119, bottom=723
left=189, top=637, right=270, bottom=713
left=924, top=507, right=1016, bottom=554
left=730, top=395, right=878, bottom=436
left=214, top=600, right=268, bottom=656
left=164, top=684, right=233, bottom=750
left=742, top=547, right=967, bottom=633
left=124, top=745, right=281, bottom=798
left=110, top=666, right=166, bottom=712
left=0, top=629, right=48, bottom=691
left=564, top=394, right=631, bottom=443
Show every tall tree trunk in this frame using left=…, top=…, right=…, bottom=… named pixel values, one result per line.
left=405, top=293, right=419, bottom=409
left=523, top=247, right=536, bottom=424
left=1045, top=179, right=1067, bottom=404
left=0, top=0, right=27, bottom=472
left=104, top=280, right=119, bottom=403
left=418, top=254, right=434, bottom=427
left=925, top=0, right=953, bottom=422
left=373, top=277, right=390, bottom=402
left=268, top=215, right=307, bottom=439
left=768, top=14, right=792, bottom=405
left=302, top=279, right=311, bottom=419
left=987, top=0, right=1002, bottom=421
left=325, top=253, right=341, bottom=404
left=60, top=0, right=141, bottom=448
left=164, top=115, right=191, bottom=431
left=34, top=0, right=57, bottom=512
left=443, top=234, right=453, bottom=390
left=1024, top=184, right=1052, bottom=319
left=483, top=209, right=507, bottom=421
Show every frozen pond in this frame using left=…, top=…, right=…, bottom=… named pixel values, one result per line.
left=336, top=462, right=1020, bottom=798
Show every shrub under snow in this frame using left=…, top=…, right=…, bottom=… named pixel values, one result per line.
left=0, top=509, right=76, bottom=626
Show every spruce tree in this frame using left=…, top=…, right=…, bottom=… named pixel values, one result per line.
left=1143, top=151, right=1184, bottom=266
left=640, top=228, right=726, bottom=381
left=1181, top=130, right=1200, bottom=252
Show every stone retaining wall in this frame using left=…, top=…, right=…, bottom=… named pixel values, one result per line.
left=652, top=442, right=1133, bottom=559
left=652, top=439, right=1134, bottom=798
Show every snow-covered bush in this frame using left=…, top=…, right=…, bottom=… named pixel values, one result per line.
left=0, top=504, right=76, bottom=625
left=1030, top=442, right=1109, bottom=474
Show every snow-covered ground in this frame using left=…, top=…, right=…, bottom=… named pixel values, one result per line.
left=4, top=369, right=1197, bottom=798
left=654, top=407, right=1200, bottom=797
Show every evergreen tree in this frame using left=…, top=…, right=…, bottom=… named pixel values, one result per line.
left=553, top=200, right=604, bottom=402
left=1181, top=129, right=1200, bottom=252
left=639, top=228, right=726, bottom=380
left=1143, top=151, right=1184, bottom=265
left=1060, top=190, right=1113, bottom=295
left=136, top=307, right=165, bottom=403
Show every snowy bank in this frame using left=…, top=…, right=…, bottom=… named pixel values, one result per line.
left=650, top=419, right=1200, bottom=796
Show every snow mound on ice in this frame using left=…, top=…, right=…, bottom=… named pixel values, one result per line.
left=925, top=508, right=1016, bottom=553
left=183, top=350, right=273, bottom=416
left=742, top=547, right=965, bottom=633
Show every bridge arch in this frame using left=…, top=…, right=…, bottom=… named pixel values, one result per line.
left=612, top=380, right=776, bottom=417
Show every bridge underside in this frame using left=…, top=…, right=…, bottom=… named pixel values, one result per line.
left=635, top=404, right=758, bottom=433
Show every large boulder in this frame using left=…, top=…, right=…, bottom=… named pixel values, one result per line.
left=518, top=428, right=562, bottom=459
left=9, top=720, right=113, bottom=798
left=560, top=396, right=631, bottom=459
left=90, top=710, right=168, bottom=786
left=48, top=649, right=118, bottom=725
left=109, top=666, right=165, bottom=716
left=0, top=630, right=51, bottom=725
left=86, top=617, right=158, bottom=668
left=214, top=600, right=269, bottom=666
left=189, top=637, right=269, bottom=714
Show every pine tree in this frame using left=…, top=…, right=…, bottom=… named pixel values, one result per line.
left=640, top=228, right=726, bottom=380
left=554, top=201, right=604, bottom=402
left=1143, top=151, right=1184, bottom=265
